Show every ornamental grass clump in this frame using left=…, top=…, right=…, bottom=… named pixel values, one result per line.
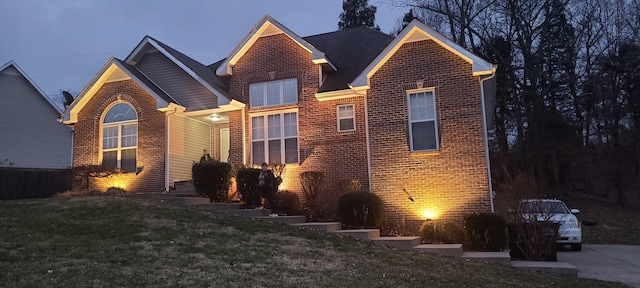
left=463, top=212, right=507, bottom=251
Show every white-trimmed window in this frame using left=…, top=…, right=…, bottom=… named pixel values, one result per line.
left=251, top=111, right=298, bottom=164
left=408, top=90, right=438, bottom=151
left=102, top=103, right=138, bottom=172
left=337, top=104, right=355, bottom=132
left=250, top=78, right=297, bottom=108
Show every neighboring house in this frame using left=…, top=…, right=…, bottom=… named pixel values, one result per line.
left=61, top=15, right=496, bottom=228
left=0, top=61, right=73, bottom=169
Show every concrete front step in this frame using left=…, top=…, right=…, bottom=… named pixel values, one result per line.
left=370, top=236, right=421, bottom=250
left=461, top=252, right=511, bottom=266
left=332, top=229, right=380, bottom=240
left=217, top=208, right=271, bottom=217
left=413, top=244, right=464, bottom=257
left=173, top=181, right=195, bottom=190
left=291, top=222, right=342, bottom=232
left=128, top=192, right=200, bottom=199
left=189, top=203, right=241, bottom=211
left=511, top=260, right=577, bottom=277
left=160, top=197, right=211, bottom=205
left=253, top=215, right=306, bottom=225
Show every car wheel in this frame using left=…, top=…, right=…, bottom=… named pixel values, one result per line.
left=571, top=243, right=582, bottom=251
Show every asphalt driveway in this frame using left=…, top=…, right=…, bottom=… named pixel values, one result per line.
left=557, top=244, right=640, bottom=287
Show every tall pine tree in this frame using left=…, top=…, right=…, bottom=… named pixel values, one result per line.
left=338, top=0, right=380, bottom=30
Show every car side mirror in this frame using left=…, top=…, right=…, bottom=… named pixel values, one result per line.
left=570, top=208, right=580, bottom=214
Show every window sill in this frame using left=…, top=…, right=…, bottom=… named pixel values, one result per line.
left=338, top=129, right=356, bottom=134
left=409, top=149, right=440, bottom=156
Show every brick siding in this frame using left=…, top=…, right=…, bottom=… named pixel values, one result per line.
left=227, top=34, right=370, bottom=206
left=367, top=40, right=491, bottom=232
left=73, top=80, right=166, bottom=193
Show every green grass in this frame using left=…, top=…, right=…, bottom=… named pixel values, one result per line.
left=0, top=197, right=628, bottom=288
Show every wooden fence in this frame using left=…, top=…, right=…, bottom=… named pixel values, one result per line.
left=0, top=168, right=72, bottom=200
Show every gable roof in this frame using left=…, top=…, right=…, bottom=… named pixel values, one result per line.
left=61, top=57, right=175, bottom=124
left=126, top=36, right=230, bottom=106
left=351, top=19, right=496, bottom=89
left=216, top=14, right=335, bottom=76
left=304, top=27, right=393, bottom=93
left=0, top=61, right=62, bottom=113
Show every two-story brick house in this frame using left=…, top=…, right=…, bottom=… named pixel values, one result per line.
left=61, top=15, right=496, bottom=228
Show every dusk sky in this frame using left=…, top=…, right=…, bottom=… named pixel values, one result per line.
left=0, top=0, right=406, bottom=105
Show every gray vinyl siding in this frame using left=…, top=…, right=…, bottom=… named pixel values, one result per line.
left=136, top=51, right=218, bottom=111
left=167, top=114, right=211, bottom=184
left=0, top=66, right=72, bottom=169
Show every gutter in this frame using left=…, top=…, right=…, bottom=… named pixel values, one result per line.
left=479, top=69, right=497, bottom=212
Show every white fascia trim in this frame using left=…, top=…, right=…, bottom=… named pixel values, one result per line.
left=181, top=100, right=245, bottom=118
left=62, top=59, right=170, bottom=124
left=216, top=14, right=334, bottom=76
left=315, top=88, right=365, bottom=102
left=351, top=19, right=495, bottom=89
left=1, top=61, right=62, bottom=113
left=143, top=38, right=231, bottom=106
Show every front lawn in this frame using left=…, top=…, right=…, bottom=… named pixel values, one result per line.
left=0, top=197, right=627, bottom=288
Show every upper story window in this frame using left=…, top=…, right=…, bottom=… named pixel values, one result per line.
left=408, top=90, right=438, bottom=151
left=337, top=104, right=355, bottom=132
left=250, top=78, right=297, bottom=108
left=102, top=102, right=138, bottom=173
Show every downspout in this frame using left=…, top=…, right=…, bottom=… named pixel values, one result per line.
left=364, top=95, right=372, bottom=192
left=69, top=125, right=74, bottom=168
left=241, top=106, right=247, bottom=164
left=165, top=108, right=178, bottom=192
left=479, top=71, right=496, bottom=212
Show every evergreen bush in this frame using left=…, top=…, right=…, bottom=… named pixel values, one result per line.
left=191, top=160, right=232, bottom=202
left=337, top=191, right=384, bottom=229
left=235, top=167, right=261, bottom=207
left=277, top=190, right=300, bottom=215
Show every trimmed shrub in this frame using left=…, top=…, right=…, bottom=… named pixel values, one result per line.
left=277, top=190, right=300, bottom=215
left=419, top=221, right=465, bottom=244
left=337, top=191, right=384, bottom=229
left=236, top=167, right=261, bottom=207
left=192, top=161, right=232, bottom=202
left=463, top=212, right=507, bottom=251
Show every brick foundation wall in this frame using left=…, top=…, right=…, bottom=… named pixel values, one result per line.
left=227, top=34, right=369, bottom=206
left=367, top=40, right=491, bottom=233
left=73, top=80, right=166, bottom=193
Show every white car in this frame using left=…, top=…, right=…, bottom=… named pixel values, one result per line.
left=518, top=199, right=582, bottom=251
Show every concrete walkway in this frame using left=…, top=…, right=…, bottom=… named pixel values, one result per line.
left=557, top=244, right=640, bottom=287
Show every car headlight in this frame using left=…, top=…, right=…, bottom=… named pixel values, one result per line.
left=567, top=218, right=580, bottom=228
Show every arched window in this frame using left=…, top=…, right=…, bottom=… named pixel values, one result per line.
left=102, top=103, right=137, bottom=172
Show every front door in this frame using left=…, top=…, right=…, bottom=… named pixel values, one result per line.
left=220, top=128, right=230, bottom=162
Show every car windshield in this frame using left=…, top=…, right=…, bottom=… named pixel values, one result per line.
left=519, top=201, right=569, bottom=214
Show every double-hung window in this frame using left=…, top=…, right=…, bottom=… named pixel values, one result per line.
left=250, top=78, right=297, bottom=108
left=102, top=103, right=138, bottom=172
left=408, top=90, right=438, bottom=151
left=337, top=104, right=355, bottom=132
left=251, top=111, right=298, bottom=164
